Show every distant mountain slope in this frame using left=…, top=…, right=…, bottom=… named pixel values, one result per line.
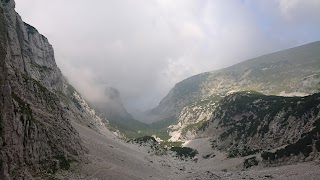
left=91, top=87, right=149, bottom=138
left=199, top=91, right=320, bottom=164
left=150, top=41, right=320, bottom=140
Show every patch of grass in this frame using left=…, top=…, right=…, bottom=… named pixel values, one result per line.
left=140, top=127, right=170, bottom=141
left=150, top=116, right=177, bottom=129
left=170, top=147, right=198, bottom=159
left=160, top=141, right=183, bottom=148
left=181, top=121, right=206, bottom=136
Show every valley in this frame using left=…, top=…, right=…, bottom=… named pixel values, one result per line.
left=1, top=0, right=320, bottom=179
left=56, top=123, right=320, bottom=179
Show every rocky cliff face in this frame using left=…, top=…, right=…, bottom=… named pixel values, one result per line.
left=150, top=41, right=320, bottom=140
left=199, top=92, right=320, bottom=164
left=0, top=1, right=104, bottom=179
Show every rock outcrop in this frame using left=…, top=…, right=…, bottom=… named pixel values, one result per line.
left=0, top=1, right=104, bottom=179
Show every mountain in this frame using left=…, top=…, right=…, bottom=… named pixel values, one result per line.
left=91, top=87, right=149, bottom=138
left=150, top=41, right=320, bottom=140
left=0, top=1, right=105, bottom=178
left=199, top=91, right=320, bottom=164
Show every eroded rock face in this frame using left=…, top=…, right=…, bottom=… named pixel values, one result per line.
left=0, top=0, right=97, bottom=179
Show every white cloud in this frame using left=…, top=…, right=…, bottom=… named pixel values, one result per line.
left=15, top=0, right=320, bottom=111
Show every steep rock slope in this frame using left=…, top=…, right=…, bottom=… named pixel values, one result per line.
left=151, top=41, right=320, bottom=140
left=200, top=92, right=320, bottom=163
left=0, top=1, right=104, bottom=178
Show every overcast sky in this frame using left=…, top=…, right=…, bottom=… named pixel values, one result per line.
left=15, top=0, right=320, bottom=111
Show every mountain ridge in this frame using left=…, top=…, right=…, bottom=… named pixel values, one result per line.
left=149, top=40, right=320, bottom=141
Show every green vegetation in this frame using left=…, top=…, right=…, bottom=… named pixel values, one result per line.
left=243, top=156, right=258, bottom=169
left=181, top=121, right=206, bottom=136
left=170, top=147, right=198, bottom=159
left=217, top=91, right=320, bottom=146
left=108, top=120, right=144, bottom=139
left=171, top=72, right=210, bottom=105
left=40, top=155, right=75, bottom=175
left=133, top=136, right=157, bottom=144
left=54, top=155, right=73, bottom=171
left=262, top=117, right=320, bottom=162
left=160, top=141, right=183, bottom=148
left=141, top=127, right=170, bottom=140
left=137, top=116, right=177, bottom=140
left=150, top=116, right=177, bottom=129
left=107, top=116, right=176, bottom=140
left=228, top=146, right=261, bottom=158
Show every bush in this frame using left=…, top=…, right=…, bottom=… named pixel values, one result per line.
left=54, top=155, right=71, bottom=171
left=133, top=136, right=157, bottom=144
left=170, top=147, right=198, bottom=158
left=243, top=156, right=258, bottom=169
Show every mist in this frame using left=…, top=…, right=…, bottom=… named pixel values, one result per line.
left=15, top=0, right=320, bottom=112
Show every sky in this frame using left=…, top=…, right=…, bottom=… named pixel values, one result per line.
left=15, top=0, right=320, bottom=112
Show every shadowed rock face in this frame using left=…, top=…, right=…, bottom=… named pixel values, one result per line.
left=0, top=0, right=92, bottom=179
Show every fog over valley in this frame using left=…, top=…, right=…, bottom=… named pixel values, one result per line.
left=15, top=0, right=320, bottom=111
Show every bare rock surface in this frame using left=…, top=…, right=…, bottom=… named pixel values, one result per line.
left=0, top=0, right=102, bottom=178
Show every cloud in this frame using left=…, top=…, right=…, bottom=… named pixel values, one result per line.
left=15, top=0, right=320, bottom=111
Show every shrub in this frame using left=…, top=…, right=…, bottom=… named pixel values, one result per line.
left=170, top=147, right=198, bottom=158
left=243, top=156, right=258, bottom=169
left=133, top=136, right=157, bottom=144
left=54, top=155, right=71, bottom=171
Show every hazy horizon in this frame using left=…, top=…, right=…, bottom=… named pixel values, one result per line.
left=15, top=0, right=320, bottom=111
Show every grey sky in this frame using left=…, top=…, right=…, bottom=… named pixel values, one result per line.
left=15, top=0, right=320, bottom=111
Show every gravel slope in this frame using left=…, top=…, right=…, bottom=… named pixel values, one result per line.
left=56, top=123, right=320, bottom=180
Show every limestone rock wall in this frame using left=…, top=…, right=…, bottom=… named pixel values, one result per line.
left=0, top=1, right=89, bottom=179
